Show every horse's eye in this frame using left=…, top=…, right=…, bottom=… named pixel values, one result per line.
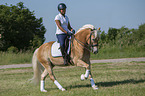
left=92, top=39, right=95, bottom=42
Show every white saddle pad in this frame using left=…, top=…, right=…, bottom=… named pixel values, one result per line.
left=51, top=40, right=71, bottom=57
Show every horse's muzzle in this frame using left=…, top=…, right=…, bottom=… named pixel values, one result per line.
left=92, top=47, right=98, bottom=54
left=93, top=50, right=98, bottom=54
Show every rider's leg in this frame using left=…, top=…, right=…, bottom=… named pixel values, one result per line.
left=56, top=34, right=67, bottom=65
left=60, top=47, right=67, bottom=65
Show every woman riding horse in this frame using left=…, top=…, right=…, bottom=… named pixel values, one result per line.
left=55, top=3, right=75, bottom=65
left=31, top=24, right=100, bottom=92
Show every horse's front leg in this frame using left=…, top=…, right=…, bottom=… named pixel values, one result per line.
left=77, top=60, right=98, bottom=90
left=89, top=72, right=99, bottom=90
left=76, top=60, right=90, bottom=80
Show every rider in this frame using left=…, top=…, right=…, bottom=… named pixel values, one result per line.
left=55, top=3, right=75, bottom=65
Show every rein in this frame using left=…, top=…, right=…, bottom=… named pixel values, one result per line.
left=74, top=36, right=91, bottom=52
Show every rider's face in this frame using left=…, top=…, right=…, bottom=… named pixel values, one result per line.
left=59, top=8, right=66, bottom=16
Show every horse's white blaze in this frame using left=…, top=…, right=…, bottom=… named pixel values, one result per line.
left=94, top=30, right=97, bottom=38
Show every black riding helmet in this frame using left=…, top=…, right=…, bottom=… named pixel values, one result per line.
left=58, top=3, right=67, bottom=10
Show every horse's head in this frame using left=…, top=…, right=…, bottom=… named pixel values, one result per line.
left=76, top=24, right=100, bottom=54
left=88, top=27, right=100, bottom=54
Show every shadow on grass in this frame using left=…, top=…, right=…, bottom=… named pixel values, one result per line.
left=66, top=79, right=145, bottom=89
left=97, top=79, right=145, bottom=87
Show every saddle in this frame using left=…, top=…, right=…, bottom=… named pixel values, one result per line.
left=51, top=37, right=71, bottom=58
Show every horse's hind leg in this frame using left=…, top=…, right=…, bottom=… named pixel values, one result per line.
left=39, top=59, right=51, bottom=92
left=40, top=69, right=48, bottom=92
left=40, top=60, right=66, bottom=92
left=47, top=66, right=66, bottom=91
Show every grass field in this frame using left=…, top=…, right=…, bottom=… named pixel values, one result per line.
left=0, top=61, right=145, bottom=96
left=0, top=51, right=33, bottom=65
left=91, top=46, right=145, bottom=60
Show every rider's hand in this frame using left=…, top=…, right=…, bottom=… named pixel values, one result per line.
left=72, top=29, right=75, bottom=34
left=67, top=31, right=74, bottom=36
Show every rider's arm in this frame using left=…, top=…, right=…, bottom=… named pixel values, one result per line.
left=68, top=21, right=73, bottom=31
left=55, top=20, right=67, bottom=34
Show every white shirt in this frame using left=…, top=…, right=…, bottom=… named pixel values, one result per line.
left=55, top=13, right=69, bottom=34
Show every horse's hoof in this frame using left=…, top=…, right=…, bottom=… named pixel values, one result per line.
left=92, top=85, right=99, bottom=90
left=41, top=89, right=47, bottom=92
left=81, top=74, right=85, bottom=81
left=61, top=88, right=66, bottom=91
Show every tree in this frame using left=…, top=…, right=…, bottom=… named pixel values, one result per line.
left=108, top=28, right=118, bottom=41
left=0, top=25, right=5, bottom=49
left=0, top=2, right=46, bottom=51
left=131, top=24, right=145, bottom=46
left=137, top=23, right=145, bottom=41
left=100, top=31, right=106, bottom=42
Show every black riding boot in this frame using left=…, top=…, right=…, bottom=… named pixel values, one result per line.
left=60, top=47, right=67, bottom=65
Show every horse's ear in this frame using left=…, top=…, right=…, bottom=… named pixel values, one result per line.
left=97, top=27, right=101, bottom=39
left=97, top=27, right=101, bottom=30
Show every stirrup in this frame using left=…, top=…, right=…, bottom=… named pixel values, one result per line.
left=63, top=58, right=68, bottom=65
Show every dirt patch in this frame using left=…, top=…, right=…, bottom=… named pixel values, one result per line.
left=0, top=57, right=145, bottom=69
left=0, top=68, right=33, bottom=74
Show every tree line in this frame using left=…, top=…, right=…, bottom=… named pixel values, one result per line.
left=99, top=24, right=145, bottom=48
left=0, top=2, right=145, bottom=52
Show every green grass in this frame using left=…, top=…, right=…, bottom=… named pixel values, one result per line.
left=0, top=62, right=145, bottom=96
left=0, top=51, right=33, bottom=65
left=91, top=45, right=145, bottom=60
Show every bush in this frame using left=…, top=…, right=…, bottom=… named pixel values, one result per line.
left=7, top=46, right=18, bottom=53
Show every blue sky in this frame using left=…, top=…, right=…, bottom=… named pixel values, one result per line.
left=1, top=0, right=145, bottom=42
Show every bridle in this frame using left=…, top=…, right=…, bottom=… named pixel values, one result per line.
left=73, top=29, right=99, bottom=53
left=89, top=31, right=99, bottom=48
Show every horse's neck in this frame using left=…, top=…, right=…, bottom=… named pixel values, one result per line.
left=71, top=29, right=91, bottom=60
left=71, top=29, right=90, bottom=51
left=74, top=29, right=90, bottom=43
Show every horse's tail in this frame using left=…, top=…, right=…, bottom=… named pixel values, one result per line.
left=31, top=48, right=42, bottom=85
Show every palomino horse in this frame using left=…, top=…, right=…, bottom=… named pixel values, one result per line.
left=31, top=24, right=100, bottom=92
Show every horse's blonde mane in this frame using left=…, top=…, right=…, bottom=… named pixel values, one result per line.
left=76, top=24, right=95, bottom=33
left=76, top=24, right=101, bottom=39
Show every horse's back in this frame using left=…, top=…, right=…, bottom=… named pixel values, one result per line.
left=39, top=41, right=55, bottom=50
left=37, top=41, right=55, bottom=61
